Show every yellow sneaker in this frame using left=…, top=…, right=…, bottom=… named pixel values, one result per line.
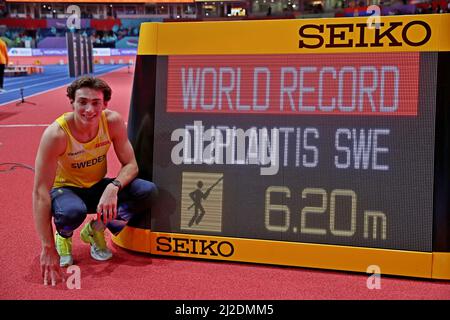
left=55, top=232, right=73, bottom=267
left=80, top=221, right=113, bottom=261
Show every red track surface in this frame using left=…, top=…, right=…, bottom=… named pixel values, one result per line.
left=1, top=67, right=449, bottom=300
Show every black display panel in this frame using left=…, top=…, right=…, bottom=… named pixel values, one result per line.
left=149, top=52, right=437, bottom=252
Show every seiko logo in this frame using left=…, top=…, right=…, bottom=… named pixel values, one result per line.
left=156, top=236, right=234, bottom=257
left=299, top=21, right=431, bottom=49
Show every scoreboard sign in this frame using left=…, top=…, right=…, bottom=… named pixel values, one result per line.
left=161, top=51, right=431, bottom=252
left=114, top=15, right=450, bottom=279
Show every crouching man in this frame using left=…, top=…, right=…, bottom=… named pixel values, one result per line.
left=32, top=76, right=157, bottom=286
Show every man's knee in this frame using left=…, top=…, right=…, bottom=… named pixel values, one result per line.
left=53, top=203, right=87, bottom=232
left=128, top=179, right=158, bottom=200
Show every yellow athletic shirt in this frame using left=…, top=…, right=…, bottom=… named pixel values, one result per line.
left=53, top=111, right=112, bottom=188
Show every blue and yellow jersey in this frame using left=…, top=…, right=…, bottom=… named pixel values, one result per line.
left=53, top=111, right=112, bottom=188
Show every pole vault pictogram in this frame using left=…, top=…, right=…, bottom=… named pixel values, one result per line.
left=187, top=176, right=223, bottom=227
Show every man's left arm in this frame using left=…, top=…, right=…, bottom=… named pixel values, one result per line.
left=109, top=111, right=139, bottom=187
left=97, top=111, right=138, bottom=224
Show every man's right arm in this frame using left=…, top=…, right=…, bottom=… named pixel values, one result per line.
left=32, top=123, right=66, bottom=285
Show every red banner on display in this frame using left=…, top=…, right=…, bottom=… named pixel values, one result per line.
left=167, top=53, right=419, bottom=116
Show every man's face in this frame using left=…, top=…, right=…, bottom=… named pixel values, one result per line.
left=71, top=87, right=107, bottom=125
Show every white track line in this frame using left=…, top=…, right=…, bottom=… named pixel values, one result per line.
left=6, top=77, right=75, bottom=93
left=6, top=65, right=120, bottom=93
left=0, top=65, right=127, bottom=107
left=5, top=65, right=118, bottom=86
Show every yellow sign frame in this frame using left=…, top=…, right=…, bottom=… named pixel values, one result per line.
left=114, top=14, right=450, bottom=280
left=138, top=14, right=450, bottom=55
